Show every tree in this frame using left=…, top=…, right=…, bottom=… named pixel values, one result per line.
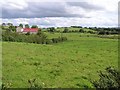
left=9, top=26, right=16, bottom=32
left=7, top=23, right=13, bottom=26
left=2, top=23, right=6, bottom=26
left=48, top=27, right=55, bottom=32
left=98, top=31, right=106, bottom=35
left=31, top=25, right=38, bottom=28
left=91, top=67, right=120, bottom=88
left=25, top=32, right=30, bottom=35
left=79, top=29, right=84, bottom=33
left=19, top=24, right=23, bottom=28
left=37, top=29, right=42, bottom=36
left=71, top=26, right=82, bottom=28
left=63, top=27, right=68, bottom=33
left=25, top=24, right=29, bottom=28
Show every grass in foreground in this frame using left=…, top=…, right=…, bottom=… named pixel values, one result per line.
left=2, top=33, right=118, bottom=88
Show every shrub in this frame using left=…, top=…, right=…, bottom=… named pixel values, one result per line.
left=28, top=79, right=44, bottom=88
left=79, top=29, right=85, bottom=33
left=52, top=38, right=58, bottom=43
left=51, top=37, right=67, bottom=43
left=2, top=31, right=47, bottom=44
left=87, top=31, right=95, bottom=34
left=63, top=27, right=69, bottom=33
left=2, top=83, right=12, bottom=89
left=2, top=30, right=67, bottom=44
left=45, top=39, right=53, bottom=44
left=61, top=37, right=67, bottom=41
left=91, top=67, right=120, bottom=89
left=25, top=32, right=30, bottom=35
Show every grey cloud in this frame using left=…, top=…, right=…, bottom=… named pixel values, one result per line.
left=66, top=2, right=104, bottom=11
left=2, top=2, right=85, bottom=18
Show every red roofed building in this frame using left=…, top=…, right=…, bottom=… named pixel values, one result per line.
left=23, top=28, right=38, bottom=34
left=16, top=27, right=39, bottom=34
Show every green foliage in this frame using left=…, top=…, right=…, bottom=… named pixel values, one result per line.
left=28, top=79, right=43, bottom=88
left=2, top=30, right=67, bottom=44
left=71, top=26, right=82, bottom=28
left=25, top=32, right=30, bottom=35
left=9, top=26, right=16, bottom=32
left=79, top=29, right=85, bottom=33
left=25, top=24, right=29, bottom=28
left=92, top=27, right=119, bottom=35
left=87, top=31, right=95, bottom=34
left=91, top=67, right=120, bottom=88
left=37, top=29, right=46, bottom=38
left=31, top=25, right=38, bottom=28
left=2, top=23, right=6, bottom=26
left=19, top=24, right=23, bottom=28
left=48, top=27, right=56, bottom=32
left=45, top=39, right=53, bottom=44
left=7, top=23, right=13, bottom=26
left=2, top=83, right=12, bottom=89
left=2, top=31, right=47, bottom=44
left=51, top=37, right=67, bottom=43
left=63, top=27, right=69, bottom=33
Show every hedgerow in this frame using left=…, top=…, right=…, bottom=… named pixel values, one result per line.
left=2, top=30, right=67, bottom=44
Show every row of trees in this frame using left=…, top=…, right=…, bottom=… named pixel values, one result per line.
left=90, top=27, right=119, bottom=35
left=2, top=23, right=119, bottom=35
left=2, top=30, right=67, bottom=44
left=62, top=28, right=95, bottom=34
left=71, top=26, right=82, bottom=28
left=98, top=30, right=118, bottom=35
left=46, top=27, right=95, bottom=34
left=19, top=24, right=38, bottom=28
left=63, top=28, right=119, bottom=35
left=1, top=24, right=39, bottom=32
left=1, top=23, right=38, bottom=29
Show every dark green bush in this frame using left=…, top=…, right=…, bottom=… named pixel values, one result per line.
left=52, top=38, right=58, bottom=43
left=63, top=27, right=69, bottom=33
left=2, top=30, right=67, bottom=44
left=2, top=30, right=47, bottom=44
left=25, top=32, right=30, bottom=35
left=45, top=39, right=53, bottom=44
left=2, top=83, right=12, bottom=89
left=91, top=67, right=120, bottom=89
left=61, top=37, right=67, bottom=41
left=51, top=37, right=67, bottom=43
left=28, top=79, right=44, bottom=88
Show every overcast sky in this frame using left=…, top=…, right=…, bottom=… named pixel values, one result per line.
left=0, top=0, right=119, bottom=27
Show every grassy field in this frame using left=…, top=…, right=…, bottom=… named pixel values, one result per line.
left=55, top=27, right=95, bottom=32
left=2, top=33, right=118, bottom=88
left=42, top=27, right=96, bottom=33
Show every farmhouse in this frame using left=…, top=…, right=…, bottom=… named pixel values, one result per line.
left=16, top=27, right=39, bottom=34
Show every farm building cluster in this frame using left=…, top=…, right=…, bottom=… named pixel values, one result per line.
left=2, top=23, right=39, bottom=34
left=16, top=27, right=38, bottom=34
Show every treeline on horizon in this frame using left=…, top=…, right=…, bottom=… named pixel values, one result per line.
left=47, top=26, right=119, bottom=35
left=1, top=23, right=119, bottom=36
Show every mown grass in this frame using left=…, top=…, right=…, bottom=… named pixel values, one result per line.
left=2, top=33, right=118, bottom=88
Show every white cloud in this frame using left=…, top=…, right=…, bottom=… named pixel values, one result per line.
left=1, top=0, right=119, bottom=27
left=1, top=0, right=28, bottom=10
left=1, top=16, right=117, bottom=28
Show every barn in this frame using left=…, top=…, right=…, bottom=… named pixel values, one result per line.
left=22, top=28, right=38, bottom=34
left=16, top=27, right=39, bottom=34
